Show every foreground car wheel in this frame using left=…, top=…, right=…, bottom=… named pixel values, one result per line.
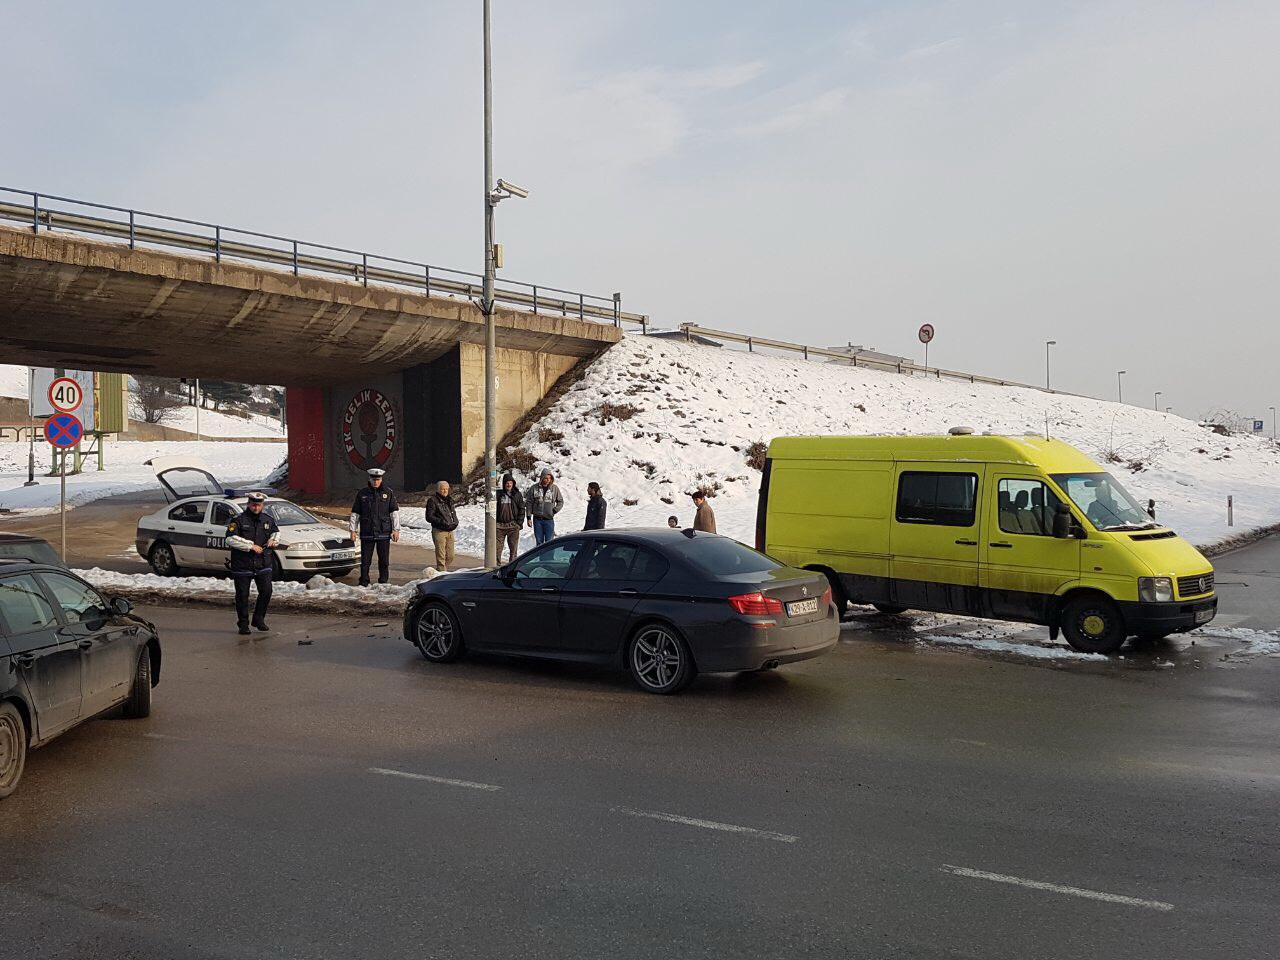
left=149, top=542, right=179, bottom=577
left=1061, top=595, right=1126, bottom=654
left=414, top=602, right=463, bottom=662
left=0, top=701, right=27, bottom=800
left=122, top=649, right=152, bottom=719
left=628, top=624, right=695, bottom=695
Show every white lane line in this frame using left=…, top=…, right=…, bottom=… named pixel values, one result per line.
left=612, top=806, right=798, bottom=843
left=369, top=767, right=503, bottom=792
left=939, top=864, right=1174, bottom=912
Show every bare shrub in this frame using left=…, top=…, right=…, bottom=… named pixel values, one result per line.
left=499, top=447, right=538, bottom=474
left=593, top=402, right=642, bottom=425
left=537, top=428, right=564, bottom=444
left=132, top=376, right=184, bottom=425
left=745, top=441, right=768, bottom=471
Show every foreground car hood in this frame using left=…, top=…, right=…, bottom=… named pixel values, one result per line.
left=276, top=523, right=350, bottom=546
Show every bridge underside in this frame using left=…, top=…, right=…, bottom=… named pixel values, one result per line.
left=0, top=226, right=619, bottom=386
left=0, top=226, right=621, bottom=494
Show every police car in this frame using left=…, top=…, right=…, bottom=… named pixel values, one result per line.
left=135, top=457, right=357, bottom=580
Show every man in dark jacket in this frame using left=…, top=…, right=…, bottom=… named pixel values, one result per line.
left=526, top=468, right=564, bottom=545
left=584, top=482, right=607, bottom=530
left=496, top=472, right=525, bottom=563
left=350, top=468, right=400, bottom=586
left=424, top=480, right=459, bottom=572
left=226, top=492, right=279, bottom=635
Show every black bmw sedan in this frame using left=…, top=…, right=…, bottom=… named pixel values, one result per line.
left=402, top=529, right=838, bottom=694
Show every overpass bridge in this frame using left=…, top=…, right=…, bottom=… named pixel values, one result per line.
left=0, top=188, right=645, bottom=494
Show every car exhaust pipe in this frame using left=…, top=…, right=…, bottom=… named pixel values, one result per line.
left=761, top=659, right=780, bottom=671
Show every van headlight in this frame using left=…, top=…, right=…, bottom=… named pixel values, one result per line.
left=287, top=541, right=321, bottom=553
left=1138, top=577, right=1173, bottom=603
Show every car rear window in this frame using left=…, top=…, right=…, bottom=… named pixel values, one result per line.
left=0, top=540, right=61, bottom=566
left=681, top=537, right=782, bottom=576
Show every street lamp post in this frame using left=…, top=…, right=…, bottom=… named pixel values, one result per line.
left=1271, top=405, right=1276, bottom=440
left=1154, top=390, right=1161, bottom=411
left=1165, top=406, right=1173, bottom=415
left=1117, top=370, right=1126, bottom=404
left=481, top=0, right=528, bottom=567
left=1045, top=340, right=1056, bottom=390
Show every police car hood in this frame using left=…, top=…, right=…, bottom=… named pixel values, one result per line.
left=222, top=502, right=347, bottom=546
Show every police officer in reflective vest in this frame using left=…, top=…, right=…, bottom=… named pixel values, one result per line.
left=226, top=491, right=279, bottom=635
left=350, top=468, right=400, bottom=586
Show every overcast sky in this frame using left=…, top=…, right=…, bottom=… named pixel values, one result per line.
left=5, top=0, right=1278, bottom=422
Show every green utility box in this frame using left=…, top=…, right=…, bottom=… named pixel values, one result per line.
left=95, top=372, right=129, bottom=433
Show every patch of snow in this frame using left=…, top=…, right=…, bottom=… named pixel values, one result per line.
left=133, top=403, right=285, bottom=438
left=439, top=336, right=1280, bottom=552
left=924, top=634, right=1110, bottom=662
left=1196, top=626, right=1280, bottom=657
left=0, top=441, right=285, bottom=515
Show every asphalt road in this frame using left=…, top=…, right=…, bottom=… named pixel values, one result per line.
left=2, top=540, right=1278, bottom=958
left=1, top=490, right=480, bottom=582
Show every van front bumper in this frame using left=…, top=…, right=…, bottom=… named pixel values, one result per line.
left=1119, top=596, right=1217, bottom=635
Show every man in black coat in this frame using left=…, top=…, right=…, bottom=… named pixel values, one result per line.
left=226, top=491, right=279, bottom=635
left=584, top=481, right=607, bottom=530
left=350, top=468, right=400, bottom=586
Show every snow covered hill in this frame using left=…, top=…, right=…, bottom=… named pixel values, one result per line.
left=430, top=335, right=1280, bottom=554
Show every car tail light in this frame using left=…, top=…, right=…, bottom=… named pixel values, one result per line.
left=821, top=586, right=832, bottom=608
left=728, top=592, right=784, bottom=616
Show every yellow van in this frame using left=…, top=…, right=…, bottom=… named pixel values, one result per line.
left=756, top=431, right=1217, bottom=654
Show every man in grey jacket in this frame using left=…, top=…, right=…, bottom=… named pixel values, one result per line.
left=526, top=468, right=564, bottom=545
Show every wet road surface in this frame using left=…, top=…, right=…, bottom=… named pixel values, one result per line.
left=2, top=565, right=1277, bottom=959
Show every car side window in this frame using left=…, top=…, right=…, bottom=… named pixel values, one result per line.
left=0, top=574, right=60, bottom=635
left=580, top=542, right=638, bottom=580
left=628, top=546, right=669, bottom=583
left=512, top=540, right=585, bottom=581
left=211, top=502, right=237, bottom=526
left=169, top=500, right=209, bottom=524
left=998, top=478, right=1064, bottom=537
left=896, top=472, right=978, bottom=527
left=40, top=573, right=110, bottom=624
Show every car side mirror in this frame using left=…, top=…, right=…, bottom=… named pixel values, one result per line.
left=111, top=596, right=133, bottom=616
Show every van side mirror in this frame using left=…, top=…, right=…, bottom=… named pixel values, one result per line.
left=1147, top=498, right=1157, bottom=520
left=1052, top=506, right=1074, bottom=540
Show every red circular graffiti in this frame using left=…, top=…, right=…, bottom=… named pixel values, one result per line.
left=341, top=389, right=398, bottom=471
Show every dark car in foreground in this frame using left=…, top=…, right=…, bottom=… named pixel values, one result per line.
left=403, top=528, right=838, bottom=694
left=0, top=533, right=65, bottom=568
left=1, top=561, right=160, bottom=798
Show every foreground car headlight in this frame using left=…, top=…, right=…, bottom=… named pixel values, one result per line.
left=1138, top=576, right=1174, bottom=603
left=287, top=541, right=321, bottom=553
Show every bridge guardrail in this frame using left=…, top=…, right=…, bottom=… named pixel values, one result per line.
left=0, top=187, right=648, bottom=330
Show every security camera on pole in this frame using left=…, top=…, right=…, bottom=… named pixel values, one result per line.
left=482, top=0, right=529, bottom=567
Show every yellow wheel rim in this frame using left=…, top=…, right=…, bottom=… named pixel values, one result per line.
left=1082, top=614, right=1106, bottom=637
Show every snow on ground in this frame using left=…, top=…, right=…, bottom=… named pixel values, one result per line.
left=435, top=335, right=1280, bottom=554
left=0, top=441, right=285, bottom=515
left=924, top=634, right=1109, bottom=662
left=1196, top=626, right=1280, bottom=659
left=133, top=403, right=285, bottom=437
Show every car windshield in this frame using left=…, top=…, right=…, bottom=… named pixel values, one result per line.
left=262, top=502, right=319, bottom=526
left=0, top=540, right=62, bottom=566
left=1051, top=472, right=1157, bottom=531
left=680, top=537, right=782, bottom=576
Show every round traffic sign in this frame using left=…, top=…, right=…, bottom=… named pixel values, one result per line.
left=48, top=377, right=84, bottom=414
left=918, top=323, right=935, bottom=344
left=44, top=413, right=85, bottom=449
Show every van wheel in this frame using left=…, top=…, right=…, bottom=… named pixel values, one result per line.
left=873, top=604, right=908, bottom=616
left=1061, top=596, right=1126, bottom=654
left=149, top=542, right=179, bottom=577
left=0, top=701, right=28, bottom=800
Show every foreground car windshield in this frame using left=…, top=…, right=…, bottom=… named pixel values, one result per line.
left=682, top=537, right=782, bottom=575
left=262, top=502, right=319, bottom=526
left=1051, top=472, right=1155, bottom=531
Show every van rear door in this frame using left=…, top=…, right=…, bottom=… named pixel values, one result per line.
left=889, top=465, right=984, bottom=614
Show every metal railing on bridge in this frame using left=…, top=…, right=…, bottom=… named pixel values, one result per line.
left=0, top=187, right=648, bottom=330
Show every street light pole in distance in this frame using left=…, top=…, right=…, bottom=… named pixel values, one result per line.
left=1045, top=340, right=1056, bottom=390
left=1154, top=390, right=1161, bottom=411
left=1117, top=370, right=1126, bottom=404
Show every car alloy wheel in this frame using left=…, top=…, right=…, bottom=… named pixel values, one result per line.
left=0, top=702, right=27, bottom=799
left=415, top=604, right=461, bottom=662
left=150, top=543, right=177, bottom=577
left=629, top=625, right=693, bottom=694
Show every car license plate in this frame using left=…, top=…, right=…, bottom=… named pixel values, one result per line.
left=787, top=598, right=819, bottom=617
left=1194, top=607, right=1213, bottom=624
left=333, top=551, right=356, bottom=561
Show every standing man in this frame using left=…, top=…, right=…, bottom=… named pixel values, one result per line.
left=495, top=472, right=525, bottom=563
left=226, top=491, right=278, bottom=635
left=584, top=481, right=607, bottom=530
left=526, top=468, right=564, bottom=545
left=692, top=489, right=717, bottom=534
left=351, top=467, right=400, bottom=586
left=424, top=480, right=459, bottom=572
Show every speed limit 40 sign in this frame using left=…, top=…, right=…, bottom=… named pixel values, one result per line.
left=48, top=377, right=85, bottom=414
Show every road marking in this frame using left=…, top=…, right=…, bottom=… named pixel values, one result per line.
left=368, top=767, right=503, bottom=792
left=612, top=806, right=798, bottom=843
left=939, top=864, right=1174, bottom=912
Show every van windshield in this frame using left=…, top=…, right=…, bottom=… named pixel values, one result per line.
left=1051, top=472, right=1157, bottom=532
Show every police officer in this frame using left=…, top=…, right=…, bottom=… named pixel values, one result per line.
left=350, top=467, right=400, bottom=586
left=226, top=492, right=279, bottom=635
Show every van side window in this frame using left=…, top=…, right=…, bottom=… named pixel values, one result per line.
left=998, top=479, right=1063, bottom=536
left=896, top=472, right=978, bottom=527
